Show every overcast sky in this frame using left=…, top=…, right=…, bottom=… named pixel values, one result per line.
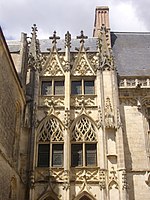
left=0, top=0, right=150, bottom=40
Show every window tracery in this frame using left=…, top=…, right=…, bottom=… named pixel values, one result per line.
left=38, top=118, right=64, bottom=142
left=37, top=117, right=64, bottom=167
left=71, top=117, right=97, bottom=142
left=71, top=117, right=97, bottom=167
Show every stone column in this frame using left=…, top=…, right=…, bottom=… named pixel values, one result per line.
left=63, top=31, right=71, bottom=200
left=29, top=68, right=39, bottom=200
left=96, top=67, right=107, bottom=200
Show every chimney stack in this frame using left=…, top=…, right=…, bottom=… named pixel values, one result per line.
left=93, top=6, right=110, bottom=37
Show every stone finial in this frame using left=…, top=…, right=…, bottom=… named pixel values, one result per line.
left=65, top=31, right=71, bottom=48
left=28, top=24, right=41, bottom=70
left=77, top=30, right=88, bottom=43
left=49, top=31, right=60, bottom=45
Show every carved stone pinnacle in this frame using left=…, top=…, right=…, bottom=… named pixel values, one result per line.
left=65, top=31, right=71, bottom=48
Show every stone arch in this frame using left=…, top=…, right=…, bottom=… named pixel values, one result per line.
left=74, top=191, right=96, bottom=200
left=37, top=115, right=64, bottom=142
left=70, top=114, right=98, bottom=132
left=108, top=180, right=119, bottom=200
left=108, top=180, right=118, bottom=189
left=38, top=190, right=59, bottom=200
left=36, top=115, right=64, bottom=167
left=70, top=114, right=98, bottom=142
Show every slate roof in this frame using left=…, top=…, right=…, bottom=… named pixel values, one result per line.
left=7, top=40, right=20, bottom=52
left=7, top=32, right=150, bottom=76
left=39, top=38, right=98, bottom=53
left=111, top=32, right=150, bottom=76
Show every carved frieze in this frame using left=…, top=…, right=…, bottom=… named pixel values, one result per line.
left=39, top=96, right=65, bottom=111
left=35, top=168, right=69, bottom=183
left=71, top=96, right=96, bottom=108
left=71, top=168, right=100, bottom=182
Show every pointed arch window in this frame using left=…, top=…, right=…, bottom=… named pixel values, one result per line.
left=71, top=117, right=97, bottom=167
left=37, top=117, right=64, bottom=167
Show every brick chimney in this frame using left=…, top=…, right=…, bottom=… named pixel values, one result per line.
left=93, top=6, right=110, bottom=37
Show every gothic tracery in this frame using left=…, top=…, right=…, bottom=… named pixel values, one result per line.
left=38, top=117, right=64, bottom=142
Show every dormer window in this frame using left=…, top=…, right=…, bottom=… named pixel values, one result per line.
left=41, top=80, right=64, bottom=96
left=71, top=79, right=94, bottom=95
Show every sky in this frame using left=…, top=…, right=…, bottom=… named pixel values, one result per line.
left=0, top=0, right=150, bottom=40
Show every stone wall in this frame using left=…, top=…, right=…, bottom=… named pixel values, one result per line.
left=0, top=29, right=27, bottom=200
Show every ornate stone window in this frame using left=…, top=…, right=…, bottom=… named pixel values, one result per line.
left=71, top=117, right=97, bottom=167
left=71, top=79, right=94, bottom=95
left=37, top=117, right=64, bottom=167
left=41, top=80, right=64, bottom=96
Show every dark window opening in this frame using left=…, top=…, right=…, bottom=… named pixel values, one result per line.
left=71, top=80, right=95, bottom=95
left=54, top=81, right=64, bottom=95
left=80, top=196, right=91, bottom=200
left=52, top=144, right=63, bottom=167
left=41, top=81, right=52, bottom=95
left=85, top=144, right=97, bottom=166
left=38, top=144, right=50, bottom=167
left=71, top=81, right=82, bottom=95
left=71, top=144, right=82, bottom=166
left=84, top=81, right=94, bottom=94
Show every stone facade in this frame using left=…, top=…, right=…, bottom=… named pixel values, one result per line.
left=0, top=28, right=27, bottom=199
left=0, top=6, right=150, bottom=200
